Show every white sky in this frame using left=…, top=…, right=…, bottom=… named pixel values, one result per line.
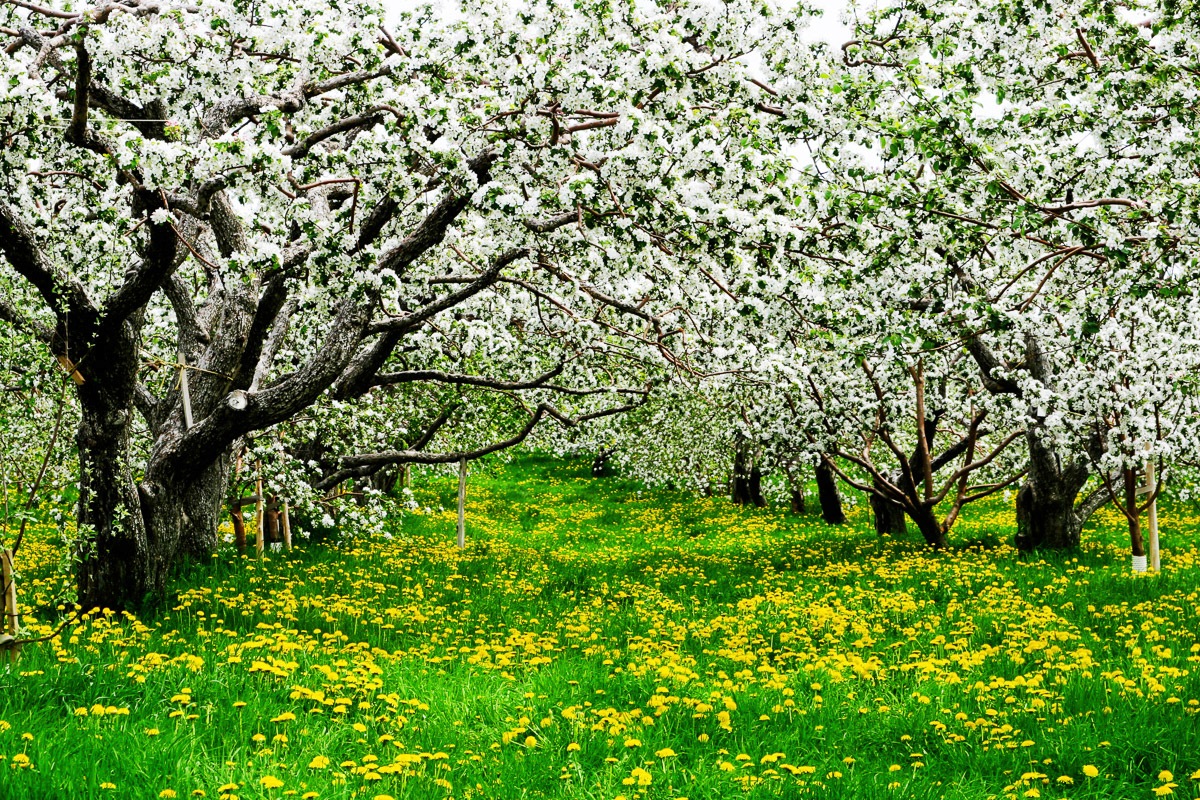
left=381, top=0, right=854, bottom=47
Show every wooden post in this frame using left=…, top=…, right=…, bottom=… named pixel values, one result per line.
left=1147, top=461, right=1160, bottom=571
left=255, top=464, right=265, bottom=560
left=456, top=458, right=467, bottom=549
left=2, top=549, right=18, bottom=636
left=281, top=500, right=293, bottom=551
left=231, top=502, right=247, bottom=552
left=179, top=350, right=193, bottom=429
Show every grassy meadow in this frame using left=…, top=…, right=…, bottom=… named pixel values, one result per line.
left=1, top=455, right=1199, bottom=799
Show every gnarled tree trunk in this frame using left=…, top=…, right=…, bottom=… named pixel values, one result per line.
left=871, top=476, right=907, bottom=535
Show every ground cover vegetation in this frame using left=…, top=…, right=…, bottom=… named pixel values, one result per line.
left=1, top=456, right=1199, bottom=799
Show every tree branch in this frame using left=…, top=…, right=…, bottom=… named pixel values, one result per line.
left=0, top=199, right=96, bottom=319
left=372, top=362, right=565, bottom=390
left=369, top=247, right=528, bottom=334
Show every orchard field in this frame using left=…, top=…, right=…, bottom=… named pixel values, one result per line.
left=2, top=456, right=1199, bottom=800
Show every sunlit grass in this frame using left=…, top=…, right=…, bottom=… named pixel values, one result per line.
left=1, top=454, right=1198, bottom=799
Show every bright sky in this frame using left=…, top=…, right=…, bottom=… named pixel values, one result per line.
left=380, top=0, right=855, bottom=47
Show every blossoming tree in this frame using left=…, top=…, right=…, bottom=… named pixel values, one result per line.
left=0, top=0, right=795, bottom=607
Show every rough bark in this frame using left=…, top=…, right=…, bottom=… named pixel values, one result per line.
left=75, top=403, right=150, bottom=609
left=815, top=461, right=845, bottom=524
left=906, top=503, right=948, bottom=549
left=1012, top=335, right=1099, bottom=551
left=1013, top=458, right=1087, bottom=550
left=870, top=477, right=908, bottom=535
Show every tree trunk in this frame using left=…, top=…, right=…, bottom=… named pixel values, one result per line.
left=592, top=448, right=613, bottom=478
left=790, top=488, right=805, bottom=514
left=907, top=504, right=947, bottom=548
left=871, top=478, right=907, bottom=535
left=1014, top=479, right=1082, bottom=550
left=1012, top=335, right=1093, bottom=551
left=231, top=503, right=247, bottom=552
left=1125, top=467, right=1145, bottom=558
left=76, top=401, right=233, bottom=609
left=815, top=461, right=845, bottom=524
left=1013, top=425, right=1091, bottom=551
left=75, top=404, right=152, bottom=610
left=177, top=455, right=232, bottom=559
left=731, top=440, right=765, bottom=507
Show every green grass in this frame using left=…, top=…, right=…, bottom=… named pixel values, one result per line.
left=1, top=453, right=1199, bottom=800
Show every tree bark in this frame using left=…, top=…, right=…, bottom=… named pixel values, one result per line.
left=815, top=461, right=845, bottom=524
left=75, top=404, right=152, bottom=609
left=1009, top=334, right=1098, bottom=551
left=731, top=438, right=765, bottom=507
left=1124, top=466, right=1145, bottom=557
left=907, top=503, right=947, bottom=548
left=591, top=448, right=614, bottom=478
left=871, top=477, right=907, bottom=535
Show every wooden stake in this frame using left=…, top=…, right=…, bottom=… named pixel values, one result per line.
left=281, top=500, right=292, bottom=551
left=456, top=458, right=467, bottom=549
left=231, top=502, right=247, bottom=552
left=255, top=464, right=265, bottom=560
left=1147, top=460, right=1160, bottom=571
left=2, top=549, right=18, bottom=636
left=55, top=354, right=85, bottom=385
left=179, top=350, right=193, bottom=429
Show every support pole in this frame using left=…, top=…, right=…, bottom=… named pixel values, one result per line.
left=231, top=502, right=247, bottom=552
left=1147, top=461, right=1160, bottom=571
left=457, top=458, right=467, bottom=549
left=282, top=500, right=292, bottom=551
left=2, top=549, right=18, bottom=636
left=255, top=464, right=265, bottom=560
left=179, top=350, right=193, bottom=429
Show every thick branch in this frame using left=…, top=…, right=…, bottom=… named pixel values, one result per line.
left=372, top=362, right=565, bottom=390
left=0, top=296, right=53, bottom=342
left=369, top=247, right=528, bottom=334
left=0, top=199, right=95, bottom=319
left=283, top=109, right=398, bottom=158
left=160, top=296, right=371, bottom=482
